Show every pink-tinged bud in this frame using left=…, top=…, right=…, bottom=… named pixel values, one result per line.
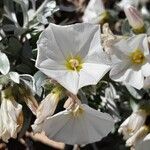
left=124, top=5, right=145, bottom=33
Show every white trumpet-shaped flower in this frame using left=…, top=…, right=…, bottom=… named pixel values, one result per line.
left=42, top=104, right=114, bottom=145
left=110, top=34, right=150, bottom=90
left=0, top=88, right=23, bottom=142
left=32, top=87, right=63, bottom=133
left=36, top=23, right=110, bottom=94
left=82, top=0, right=108, bottom=24
left=118, top=109, right=147, bottom=140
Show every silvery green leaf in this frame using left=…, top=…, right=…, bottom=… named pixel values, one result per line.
left=0, top=51, right=10, bottom=75
left=0, top=75, right=9, bottom=85
left=14, top=0, right=29, bottom=11
left=125, top=84, right=142, bottom=99
left=34, top=71, right=47, bottom=96
left=20, top=74, right=36, bottom=92
left=13, top=0, right=29, bottom=28
left=130, top=99, right=138, bottom=112
left=46, top=1, right=56, bottom=9
left=101, top=83, right=121, bottom=122
left=3, top=0, right=20, bottom=27
left=8, top=71, right=20, bottom=83
left=30, top=0, right=36, bottom=11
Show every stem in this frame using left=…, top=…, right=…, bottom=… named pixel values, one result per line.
left=30, top=0, right=49, bottom=21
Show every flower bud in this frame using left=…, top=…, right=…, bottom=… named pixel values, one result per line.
left=15, top=84, right=38, bottom=115
left=124, top=5, right=145, bottom=33
left=32, top=86, right=63, bottom=133
left=0, top=87, right=23, bottom=142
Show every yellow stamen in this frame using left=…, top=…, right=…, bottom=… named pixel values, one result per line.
left=65, top=56, right=83, bottom=71
left=130, top=49, right=145, bottom=65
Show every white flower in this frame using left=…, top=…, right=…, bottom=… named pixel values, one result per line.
left=42, top=104, right=114, bottom=145
left=36, top=23, right=110, bottom=94
left=110, top=34, right=150, bottom=90
left=32, top=87, right=62, bottom=133
left=124, top=5, right=145, bottom=32
left=0, top=88, right=23, bottom=142
left=82, top=0, right=108, bottom=24
left=135, top=133, right=150, bottom=150
left=118, top=109, right=147, bottom=140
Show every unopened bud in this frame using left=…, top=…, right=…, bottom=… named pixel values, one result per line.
left=124, top=5, right=145, bottom=33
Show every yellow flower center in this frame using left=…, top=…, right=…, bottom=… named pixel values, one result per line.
left=72, top=105, right=84, bottom=118
left=99, top=11, right=110, bottom=24
left=66, top=56, right=83, bottom=71
left=130, top=49, right=145, bottom=65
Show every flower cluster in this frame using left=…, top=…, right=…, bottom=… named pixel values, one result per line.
left=1, top=0, right=150, bottom=149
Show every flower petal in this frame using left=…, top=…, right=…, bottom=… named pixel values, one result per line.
left=42, top=104, right=114, bottom=145
left=82, top=0, right=105, bottom=23
left=38, top=67, right=79, bottom=94
left=141, top=62, right=150, bottom=77
left=112, top=39, right=131, bottom=58
left=76, top=24, right=101, bottom=59
left=43, top=23, right=100, bottom=59
left=32, top=93, right=60, bottom=133
left=127, top=34, right=149, bottom=56
left=110, top=61, right=130, bottom=81
left=0, top=97, right=22, bottom=142
left=79, top=63, right=110, bottom=88
left=39, top=59, right=66, bottom=70
left=125, top=69, right=144, bottom=89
